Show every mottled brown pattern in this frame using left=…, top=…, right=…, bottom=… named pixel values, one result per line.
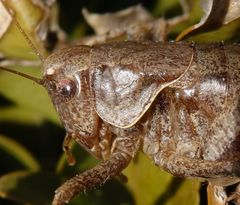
left=143, top=43, right=240, bottom=178
left=53, top=152, right=131, bottom=205
left=41, top=41, right=240, bottom=204
left=90, top=41, right=193, bottom=128
left=52, top=125, right=141, bottom=205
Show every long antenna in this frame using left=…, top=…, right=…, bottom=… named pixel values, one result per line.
left=0, top=66, right=43, bottom=85
left=14, top=20, right=45, bottom=62
left=1, top=0, right=45, bottom=61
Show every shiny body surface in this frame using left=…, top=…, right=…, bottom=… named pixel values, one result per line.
left=42, top=41, right=240, bottom=204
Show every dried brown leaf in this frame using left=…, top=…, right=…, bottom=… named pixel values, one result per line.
left=82, top=5, right=153, bottom=35
left=177, top=0, right=240, bottom=40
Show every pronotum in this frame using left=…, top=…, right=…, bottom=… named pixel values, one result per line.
left=0, top=2, right=240, bottom=205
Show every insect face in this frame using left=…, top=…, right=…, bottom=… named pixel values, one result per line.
left=42, top=46, right=99, bottom=146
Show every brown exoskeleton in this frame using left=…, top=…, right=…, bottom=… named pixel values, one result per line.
left=0, top=2, right=240, bottom=205
left=45, top=41, right=240, bottom=205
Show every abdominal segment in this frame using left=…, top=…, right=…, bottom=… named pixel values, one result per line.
left=143, top=61, right=240, bottom=178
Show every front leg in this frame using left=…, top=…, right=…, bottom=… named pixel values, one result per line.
left=62, top=133, right=76, bottom=166
left=52, top=152, right=131, bottom=205
left=52, top=125, right=141, bottom=205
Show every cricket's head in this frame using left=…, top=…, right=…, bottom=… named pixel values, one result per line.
left=0, top=44, right=100, bottom=152
left=0, top=1, right=102, bottom=154
left=42, top=45, right=99, bottom=143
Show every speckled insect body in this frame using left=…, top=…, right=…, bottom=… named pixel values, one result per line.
left=1, top=3, right=240, bottom=204
left=39, top=41, right=240, bottom=204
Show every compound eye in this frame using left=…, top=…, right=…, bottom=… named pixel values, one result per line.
left=57, top=79, right=77, bottom=98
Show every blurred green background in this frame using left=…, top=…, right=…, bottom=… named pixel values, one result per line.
left=0, top=0, right=239, bottom=205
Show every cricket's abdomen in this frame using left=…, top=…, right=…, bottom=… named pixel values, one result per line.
left=143, top=44, right=240, bottom=179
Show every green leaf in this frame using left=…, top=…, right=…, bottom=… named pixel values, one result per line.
left=124, top=152, right=200, bottom=205
left=0, top=135, right=40, bottom=171
left=169, top=0, right=203, bottom=37
left=0, top=171, right=61, bottom=205
left=0, top=0, right=48, bottom=59
left=0, top=66, right=60, bottom=124
left=0, top=107, right=47, bottom=124
left=153, top=0, right=180, bottom=16
left=185, top=18, right=240, bottom=42
left=176, top=0, right=240, bottom=41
